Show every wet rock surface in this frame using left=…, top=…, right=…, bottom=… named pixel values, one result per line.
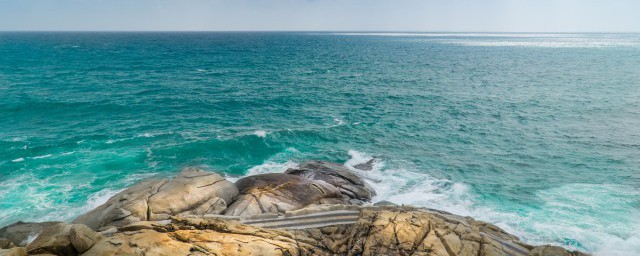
left=0, top=221, right=62, bottom=247
left=285, top=161, right=376, bottom=204
left=224, top=173, right=346, bottom=216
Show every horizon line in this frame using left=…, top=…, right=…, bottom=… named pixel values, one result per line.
left=1, top=30, right=640, bottom=34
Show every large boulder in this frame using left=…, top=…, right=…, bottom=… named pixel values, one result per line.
left=26, top=223, right=76, bottom=255
left=0, top=221, right=61, bottom=247
left=73, top=168, right=238, bottom=230
left=224, top=173, right=347, bottom=216
left=69, top=225, right=102, bottom=253
left=24, top=223, right=101, bottom=255
left=285, top=161, right=376, bottom=204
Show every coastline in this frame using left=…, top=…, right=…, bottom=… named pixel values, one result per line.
left=0, top=161, right=587, bottom=256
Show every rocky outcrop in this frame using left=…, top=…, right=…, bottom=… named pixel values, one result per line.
left=82, top=217, right=312, bottom=256
left=224, top=160, right=378, bottom=217
left=224, top=173, right=347, bottom=216
left=72, top=168, right=238, bottom=230
left=292, top=205, right=586, bottom=256
left=352, top=158, right=376, bottom=171
left=285, top=161, right=376, bottom=204
left=1, top=161, right=588, bottom=256
left=39, top=206, right=586, bottom=256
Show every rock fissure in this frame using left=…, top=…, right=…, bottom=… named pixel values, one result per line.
left=196, top=179, right=225, bottom=188
left=435, top=230, right=456, bottom=256
left=251, top=193, right=268, bottom=213
left=409, top=219, right=431, bottom=256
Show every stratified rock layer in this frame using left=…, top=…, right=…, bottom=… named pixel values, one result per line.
left=224, top=173, right=346, bottom=216
left=285, top=161, right=376, bottom=204
left=73, top=206, right=587, bottom=256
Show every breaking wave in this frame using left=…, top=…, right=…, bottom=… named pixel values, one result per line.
left=240, top=149, right=640, bottom=255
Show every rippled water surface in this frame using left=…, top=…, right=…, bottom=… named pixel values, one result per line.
left=1, top=32, right=639, bottom=254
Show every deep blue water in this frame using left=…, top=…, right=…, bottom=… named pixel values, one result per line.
left=1, top=32, right=639, bottom=254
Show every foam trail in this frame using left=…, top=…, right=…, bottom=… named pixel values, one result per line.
left=344, top=150, right=477, bottom=216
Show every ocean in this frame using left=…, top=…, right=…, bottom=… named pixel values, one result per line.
left=1, top=32, right=639, bottom=255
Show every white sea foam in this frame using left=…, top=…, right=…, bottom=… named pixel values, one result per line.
left=121, top=172, right=159, bottom=185
left=12, top=136, right=27, bottom=142
left=329, top=32, right=640, bottom=48
left=253, top=130, right=268, bottom=138
left=12, top=158, right=24, bottom=162
left=239, top=149, right=477, bottom=217
left=341, top=150, right=640, bottom=255
left=520, top=184, right=640, bottom=255
left=595, top=234, right=640, bottom=256
left=330, top=33, right=576, bottom=38
left=32, top=154, right=52, bottom=159
left=40, top=187, right=125, bottom=223
left=79, top=188, right=124, bottom=212
left=441, top=37, right=640, bottom=48
left=344, top=150, right=477, bottom=216
left=105, top=132, right=166, bottom=145
left=21, top=233, right=39, bottom=246
left=228, top=147, right=303, bottom=182
left=0, top=169, right=160, bottom=227
left=138, top=133, right=153, bottom=138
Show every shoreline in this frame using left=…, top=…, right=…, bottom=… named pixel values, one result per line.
left=0, top=161, right=587, bottom=256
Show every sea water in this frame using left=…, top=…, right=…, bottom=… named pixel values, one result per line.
left=1, top=32, right=639, bottom=255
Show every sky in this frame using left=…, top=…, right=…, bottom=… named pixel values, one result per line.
left=0, top=0, right=639, bottom=32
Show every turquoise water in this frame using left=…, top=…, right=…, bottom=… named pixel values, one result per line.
left=1, top=32, right=639, bottom=254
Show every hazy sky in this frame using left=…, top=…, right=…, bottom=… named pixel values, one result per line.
left=1, top=0, right=639, bottom=32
